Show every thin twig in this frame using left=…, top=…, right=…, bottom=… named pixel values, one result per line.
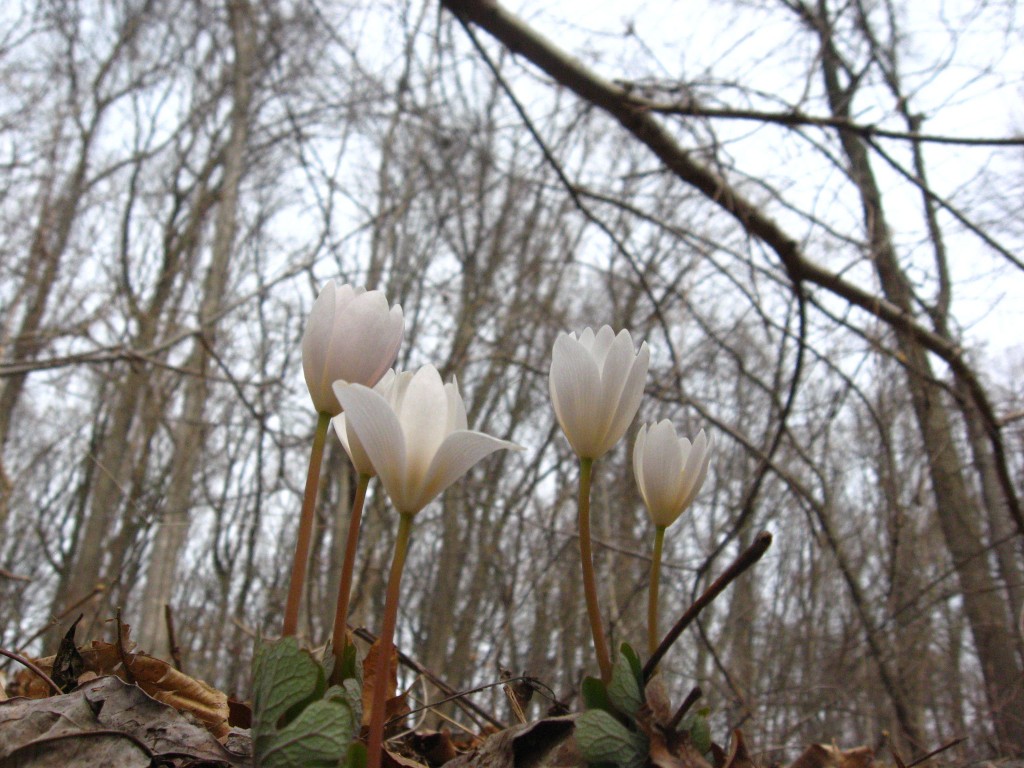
left=668, top=686, right=703, bottom=731
left=643, top=531, right=772, bottom=680
left=0, top=647, right=62, bottom=695
left=0, top=567, right=31, bottom=582
left=17, top=584, right=105, bottom=654
left=352, top=626, right=505, bottom=731
left=905, top=737, right=966, bottom=768
left=164, top=604, right=183, bottom=672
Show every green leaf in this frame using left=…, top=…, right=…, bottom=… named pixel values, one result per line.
left=252, top=637, right=324, bottom=736
left=343, top=742, right=368, bottom=768
left=689, top=711, right=712, bottom=755
left=618, top=643, right=643, bottom=690
left=259, top=697, right=358, bottom=768
left=575, top=709, right=648, bottom=768
left=582, top=676, right=613, bottom=713
left=251, top=637, right=360, bottom=768
left=338, top=641, right=361, bottom=684
left=326, top=679, right=363, bottom=725
left=606, top=650, right=643, bottom=718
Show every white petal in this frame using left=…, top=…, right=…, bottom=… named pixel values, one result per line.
left=301, top=283, right=338, bottom=413
left=331, top=413, right=376, bottom=476
left=632, top=423, right=649, bottom=497
left=641, top=420, right=686, bottom=526
left=332, top=381, right=409, bottom=509
left=327, top=291, right=403, bottom=387
left=445, top=377, right=468, bottom=433
left=395, top=365, right=450, bottom=491
left=678, top=431, right=712, bottom=511
left=590, top=326, right=616, bottom=367
left=599, top=340, right=649, bottom=457
left=414, top=431, right=522, bottom=513
left=550, top=333, right=604, bottom=458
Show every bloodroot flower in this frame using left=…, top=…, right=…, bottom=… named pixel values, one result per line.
left=332, top=365, right=520, bottom=515
left=633, top=423, right=712, bottom=528
left=302, top=281, right=404, bottom=416
left=549, top=326, right=649, bottom=460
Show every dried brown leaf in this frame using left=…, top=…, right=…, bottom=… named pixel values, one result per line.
left=789, top=744, right=875, bottom=768
left=7, top=641, right=229, bottom=739
left=0, top=675, right=247, bottom=766
left=723, top=730, right=757, bottom=768
left=409, top=729, right=458, bottom=766
left=443, top=715, right=578, bottom=768
left=121, top=651, right=230, bottom=739
left=362, top=639, right=399, bottom=727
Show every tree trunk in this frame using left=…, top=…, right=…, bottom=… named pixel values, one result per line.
left=136, top=0, right=255, bottom=656
left=814, top=4, right=1024, bottom=749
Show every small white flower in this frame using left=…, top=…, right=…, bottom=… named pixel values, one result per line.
left=332, top=365, right=521, bottom=515
left=302, top=281, right=404, bottom=415
left=633, top=422, right=712, bottom=528
left=549, top=326, right=650, bottom=459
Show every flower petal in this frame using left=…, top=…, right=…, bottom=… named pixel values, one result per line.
left=327, top=291, right=404, bottom=387
left=599, top=340, right=649, bottom=457
left=678, top=430, right=712, bottom=511
left=589, top=325, right=616, bottom=367
left=331, top=413, right=376, bottom=477
left=395, top=365, right=450, bottom=491
left=550, top=333, right=604, bottom=458
left=640, top=420, right=686, bottom=526
left=415, top=430, right=522, bottom=513
left=333, top=381, right=409, bottom=509
left=301, top=283, right=337, bottom=412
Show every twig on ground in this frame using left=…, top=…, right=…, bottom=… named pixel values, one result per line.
left=164, top=604, right=183, bottom=671
left=0, top=647, right=62, bottom=695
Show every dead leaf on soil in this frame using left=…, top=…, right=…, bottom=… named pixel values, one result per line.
left=443, top=714, right=578, bottom=768
left=0, top=674, right=248, bottom=767
left=790, top=743, right=875, bottom=768
left=7, top=639, right=230, bottom=739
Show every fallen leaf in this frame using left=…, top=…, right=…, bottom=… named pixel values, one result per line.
left=0, top=675, right=248, bottom=766
left=8, top=640, right=231, bottom=740
left=789, top=744, right=875, bottom=768
left=443, top=715, right=578, bottom=768
left=723, top=730, right=757, bottom=768
left=51, top=614, right=85, bottom=693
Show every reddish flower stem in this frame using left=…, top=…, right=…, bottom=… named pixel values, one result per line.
left=366, top=512, right=414, bottom=768
left=330, top=472, right=371, bottom=681
left=282, top=410, right=331, bottom=637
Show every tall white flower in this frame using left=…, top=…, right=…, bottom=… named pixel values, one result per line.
left=332, top=365, right=520, bottom=515
left=302, top=281, right=404, bottom=415
left=549, top=326, right=650, bottom=459
left=633, top=422, right=712, bottom=527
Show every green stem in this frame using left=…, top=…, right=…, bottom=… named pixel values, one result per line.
left=366, top=512, right=414, bottom=768
left=578, top=457, right=612, bottom=683
left=648, top=525, right=667, bottom=660
left=282, top=410, right=331, bottom=637
left=330, top=472, right=372, bottom=683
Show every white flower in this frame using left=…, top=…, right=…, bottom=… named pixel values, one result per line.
left=302, top=281, right=404, bottom=415
left=332, top=365, right=521, bottom=515
left=549, top=326, right=650, bottom=459
left=633, top=423, right=712, bottom=528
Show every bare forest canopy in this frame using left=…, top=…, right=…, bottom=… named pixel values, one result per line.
left=1, top=0, right=1023, bottom=761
